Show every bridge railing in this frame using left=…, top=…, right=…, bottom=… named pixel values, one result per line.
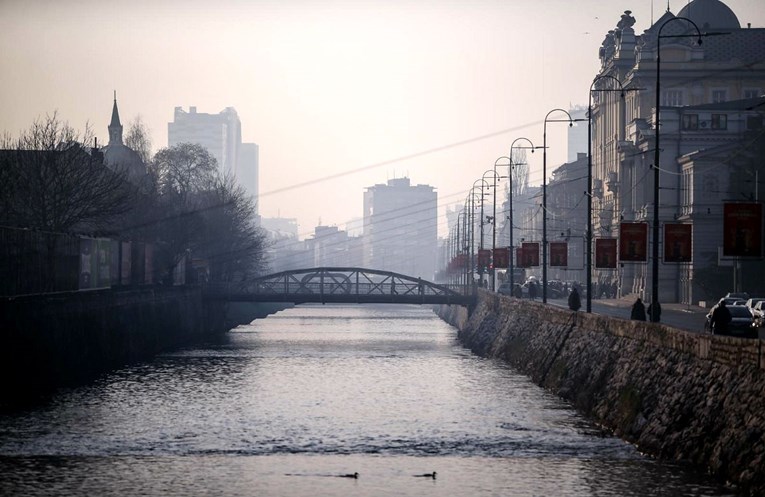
left=203, top=268, right=475, bottom=304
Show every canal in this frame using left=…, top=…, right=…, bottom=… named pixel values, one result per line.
left=0, top=304, right=733, bottom=496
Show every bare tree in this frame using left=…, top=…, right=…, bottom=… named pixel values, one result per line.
left=0, top=112, right=135, bottom=234
left=150, top=143, right=218, bottom=199
left=197, top=175, right=267, bottom=281
left=147, top=143, right=221, bottom=281
left=124, top=115, right=153, bottom=165
left=0, top=113, right=136, bottom=290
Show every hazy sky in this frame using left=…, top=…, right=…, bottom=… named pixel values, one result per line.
left=2, top=0, right=764, bottom=238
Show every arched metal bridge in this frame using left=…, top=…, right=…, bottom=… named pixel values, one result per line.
left=203, top=267, right=473, bottom=305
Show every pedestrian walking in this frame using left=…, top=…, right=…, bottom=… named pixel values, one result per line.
left=528, top=281, right=537, bottom=300
left=647, top=301, right=662, bottom=322
left=568, top=287, right=581, bottom=311
left=710, top=300, right=732, bottom=335
left=630, top=297, right=646, bottom=321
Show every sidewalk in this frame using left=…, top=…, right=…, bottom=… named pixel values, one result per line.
left=550, top=294, right=710, bottom=333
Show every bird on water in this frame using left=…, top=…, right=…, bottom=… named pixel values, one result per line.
left=414, top=472, right=437, bottom=479
left=338, top=472, right=359, bottom=479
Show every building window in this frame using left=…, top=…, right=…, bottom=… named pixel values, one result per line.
left=711, top=114, right=727, bottom=130
left=662, top=90, right=683, bottom=107
left=743, top=88, right=762, bottom=99
left=682, top=114, right=699, bottom=130
left=711, top=89, right=728, bottom=103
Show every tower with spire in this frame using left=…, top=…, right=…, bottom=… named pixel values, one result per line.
left=102, top=91, right=146, bottom=183
left=108, top=90, right=123, bottom=146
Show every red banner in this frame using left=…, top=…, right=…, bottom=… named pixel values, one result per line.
left=516, top=247, right=524, bottom=268
left=451, top=254, right=467, bottom=270
left=595, top=238, right=617, bottom=268
left=549, top=242, right=568, bottom=267
left=493, top=247, right=509, bottom=268
left=477, top=249, right=491, bottom=268
left=664, top=223, right=692, bottom=262
left=619, top=222, right=648, bottom=262
left=723, top=202, right=763, bottom=257
left=521, top=242, right=540, bottom=268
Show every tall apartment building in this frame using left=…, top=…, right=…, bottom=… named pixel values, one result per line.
left=363, top=177, right=437, bottom=280
left=168, top=106, right=259, bottom=212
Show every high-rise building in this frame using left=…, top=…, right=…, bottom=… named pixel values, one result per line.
left=363, top=177, right=437, bottom=280
left=168, top=106, right=241, bottom=176
left=238, top=143, right=260, bottom=215
left=167, top=106, right=259, bottom=212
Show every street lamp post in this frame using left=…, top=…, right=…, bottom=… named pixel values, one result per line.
left=482, top=169, right=500, bottom=287
left=470, top=180, right=489, bottom=291
left=651, top=17, right=705, bottom=321
left=543, top=110, right=582, bottom=303
left=508, top=138, right=537, bottom=293
left=587, top=75, right=631, bottom=313
left=492, top=157, right=511, bottom=291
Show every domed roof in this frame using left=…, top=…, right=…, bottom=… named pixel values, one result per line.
left=677, top=0, right=740, bottom=30
left=102, top=143, right=147, bottom=183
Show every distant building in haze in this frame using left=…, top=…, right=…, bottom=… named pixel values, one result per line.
left=363, top=177, right=437, bottom=280
left=168, top=106, right=259, bottom=213
left=567, top=105, right=588, bottom=163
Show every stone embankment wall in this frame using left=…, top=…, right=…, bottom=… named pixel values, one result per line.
left=438, top=291, right=765, bottom=496
left=1, top=286, right=225, bottom=404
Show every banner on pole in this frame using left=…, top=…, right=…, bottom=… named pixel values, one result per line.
left=521, top=242, right=540, bottom=268
left=493, top=247, right=509, bottom=268
left=663, top=223, right=692, bottom=263
left=723, top=202, right=763, bottom=258
left=477, top=249, right=491, bottom=269
left=619, top=222, right=648, bottom=262
left=549, top=242, right=568, bottom=267
left=595, top=238, right=617, bottom=269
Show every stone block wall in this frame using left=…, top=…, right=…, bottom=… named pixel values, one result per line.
left=0, top=286, right=224, bottom=404
left=438, top=291, right=765, bottom=496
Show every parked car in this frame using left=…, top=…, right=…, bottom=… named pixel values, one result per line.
left=497, top=282, right=513, bottom=296
left=715, top=297, right=747, bottom=307
left=706, top=305, right=759, bottom=338
left=744, top=297, right=765, bottom=313
left=725, top=292, right=750, bottom=301
left=753, top=301, right=765, bottom=327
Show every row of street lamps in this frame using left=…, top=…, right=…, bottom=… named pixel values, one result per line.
left=446, top=16, right=710, bottom=317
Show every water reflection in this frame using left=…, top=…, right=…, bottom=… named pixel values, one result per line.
left=0, top=304, right=734, bottom=496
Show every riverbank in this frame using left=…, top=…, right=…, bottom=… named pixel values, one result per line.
left=438, top=290, right=765, bottom=496
left=0, top=286, right=225, bottom=405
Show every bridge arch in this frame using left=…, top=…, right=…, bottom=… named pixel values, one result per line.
left=204, top=267, right=472, bottom=305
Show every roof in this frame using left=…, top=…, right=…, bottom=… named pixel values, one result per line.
left=677, top=0, right=740, bottom=30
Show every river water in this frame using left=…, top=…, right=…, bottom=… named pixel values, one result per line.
left=0, top=304, right=733, bottom=496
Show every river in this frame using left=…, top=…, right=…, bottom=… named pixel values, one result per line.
left=0, top=304, right=733, bottom=496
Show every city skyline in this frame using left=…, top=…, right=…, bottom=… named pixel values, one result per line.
left=2, top=0, right=765, bottom=238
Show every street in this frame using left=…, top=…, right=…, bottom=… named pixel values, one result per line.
left=544, top=296, right=764, bottom=339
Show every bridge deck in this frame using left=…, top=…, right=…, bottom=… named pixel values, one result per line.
left=202, top=267, right=474, bottom=306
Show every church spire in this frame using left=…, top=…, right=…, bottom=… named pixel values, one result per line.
left=108, top=91, right=123, bottom=145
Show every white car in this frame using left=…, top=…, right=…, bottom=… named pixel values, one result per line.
left=753, top=301, right=765, bottom=327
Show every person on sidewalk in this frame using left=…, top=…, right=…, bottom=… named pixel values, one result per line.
left=710, top=300, right=732, bottom=335
left=528, top=281, right=537, bottom=301
left=568, top=287, right=581, bottom=311
left=630, top=297, right=646, bottom=321
left=647, top=301, right=662, bottom=322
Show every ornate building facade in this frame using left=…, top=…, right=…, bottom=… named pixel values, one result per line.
left=591, top=0, right=765, bottom=303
